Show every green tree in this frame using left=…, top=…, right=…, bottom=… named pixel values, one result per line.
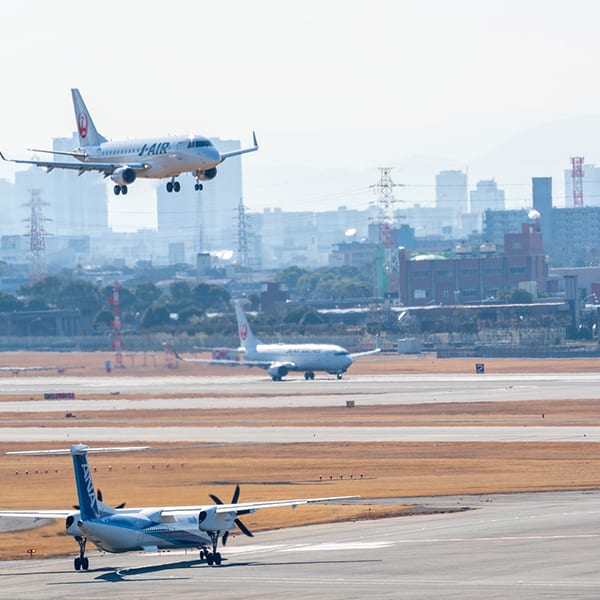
left=140, top=303, right=171, bottom=329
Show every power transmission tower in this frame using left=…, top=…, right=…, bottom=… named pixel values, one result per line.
left=370, top=168, right=401, bottom=296
left=236, top=198, right=251, bottom=271
left=24, top=189, right=50, bottom=283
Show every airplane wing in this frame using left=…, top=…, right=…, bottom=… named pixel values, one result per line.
left=349, top=348, right=381, bottom=358
left=160, top=495, right=359, bottom=518
left=0, top=509, right=74, bottom=519
left=0, top=151, right=147, bottom=175
left=174, top=351, right=285, bottom=371
left=218, top=131, right=259, bottom=161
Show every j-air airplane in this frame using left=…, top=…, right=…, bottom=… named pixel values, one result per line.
left=0, top=89, right=258, bottom=196
left=175, top=300, right=380, bottom=381
left=0, top=445, right=357, bottom=571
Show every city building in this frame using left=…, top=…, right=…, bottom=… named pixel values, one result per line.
left=398, top=221, right=547, bottom=306
left=435, top=170, right=468, bottom=234
left=469, top=179, right=505, bottom=231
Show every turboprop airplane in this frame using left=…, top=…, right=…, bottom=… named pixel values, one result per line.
left=0, top=89, right=258, bottom=195
left=0, top=445, right=357, bottom=571
left=175, top=300, right=380, bottom=381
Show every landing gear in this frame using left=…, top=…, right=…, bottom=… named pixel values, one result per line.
left=203, top=532, right=222, bottom=567
left=166, top=179, right=181, bottom=193
left=304, top=371, right=315, bottom=380
left=336, top=373, right=343, bottom=380
left=194, top=182, right=203, bottom=191
left=73, top=535, right=89, bottom=571
left=113, top=185, right=128, bottom=195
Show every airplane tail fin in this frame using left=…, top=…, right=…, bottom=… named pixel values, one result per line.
left=71, top=444, right=101, bottom=521
left=233, top=300, right=259, bottom=351
left=71, top=88, right=107, bottom=147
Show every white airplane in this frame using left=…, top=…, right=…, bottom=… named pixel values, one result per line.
left=0, top=365, right=85, bottom=376
left=176, top=300, right=380, bottom=381
left=0, top=89, right=258, bottom=196
left=0, top=445, right=357, bottom=571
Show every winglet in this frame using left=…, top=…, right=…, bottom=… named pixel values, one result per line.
left=0, top=150, right=8, bottom=162
left=252, top=131, right=258, bottom=149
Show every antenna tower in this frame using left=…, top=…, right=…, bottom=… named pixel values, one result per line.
left=570, top=156, right=584, bottom=207
left=108, top=280, right=124, bottom=368
left=370, top=168, right=401, bottom=294
left=24, top=189, right=50, bottom=283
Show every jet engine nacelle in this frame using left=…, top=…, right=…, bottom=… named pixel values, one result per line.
left=110, top=167, right=137, bottom=186
left=198, top=507, right=235, bottom=532
left=197, top=167, right=217, bottom=181
left=267, top=364, right=289, bottom=379
left=66, top=513, right=83, bottom=537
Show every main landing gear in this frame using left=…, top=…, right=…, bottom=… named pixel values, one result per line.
left=113, top=185, right=128, bottom=195
left=200, top=532, right=223, bottom=566
left=304, top=371, right=315, bottom=380
left=336, top=373, right=343, bottom=380
left=166, top=178, right=181, bottom=193
left=73, top=535, right=89, bottom=571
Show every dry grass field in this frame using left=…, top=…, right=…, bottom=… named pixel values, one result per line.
left=1, top=351, right=600, bottom=561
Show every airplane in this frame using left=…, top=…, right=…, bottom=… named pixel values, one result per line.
left=0, top=88, right=258, bottom=196
left=175, top=300, right=380, bottom=381
left=0, top=444, right=358, bottom=571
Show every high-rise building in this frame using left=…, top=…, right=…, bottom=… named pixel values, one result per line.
left=435, top=170, right=468, bottom=234
left=469, top=180, right=505, bottom=231
left=156, top=137, right=243, bottom=261
left=532, top=177, right=553, bottom=250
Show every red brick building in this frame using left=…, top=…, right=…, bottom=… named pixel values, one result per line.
left=398, top=222, right=547, bottom=306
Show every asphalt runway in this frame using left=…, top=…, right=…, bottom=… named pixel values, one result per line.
left=1, top=491, right=599, bottom=600
left=1, top=372, right=600, bottom=443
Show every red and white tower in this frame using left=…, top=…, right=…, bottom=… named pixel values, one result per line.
left=570, top=156, right=584, bottom=207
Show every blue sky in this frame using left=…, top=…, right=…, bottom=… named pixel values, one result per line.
left=2, top=0, right=600, bottom=228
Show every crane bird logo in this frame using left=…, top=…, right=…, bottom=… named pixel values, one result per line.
left=239, top=323, right=248, bottom=341
left=78, top=113, right=88, bottom=139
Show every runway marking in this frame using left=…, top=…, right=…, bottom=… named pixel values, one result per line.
left=278, top=541, right=394, bottom=552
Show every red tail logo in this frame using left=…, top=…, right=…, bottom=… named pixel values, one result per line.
left=239, top=323, right=248, bottom=341
left=78, top=112, right=88, bottom=139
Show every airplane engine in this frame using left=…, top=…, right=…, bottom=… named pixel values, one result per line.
left=198, top=507, right=235, bottom=532
left=197, top=167, right=217, bottom=181
left=267, top=365, right=289, bottom=379
left=110, top=167, right=137, bottom=186
left=66, top=514, right=83, bottom=537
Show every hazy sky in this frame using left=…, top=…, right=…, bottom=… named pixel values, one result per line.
left=2, top=0, right=600, bottom=228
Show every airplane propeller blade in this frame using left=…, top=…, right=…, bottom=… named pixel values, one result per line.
left=210, top=485, right=253, bottom=545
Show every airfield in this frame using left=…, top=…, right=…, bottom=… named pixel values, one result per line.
left=1, top=352, right=600, bottom=598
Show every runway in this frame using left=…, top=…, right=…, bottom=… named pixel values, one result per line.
left=1, top=490, right=599, bottom=599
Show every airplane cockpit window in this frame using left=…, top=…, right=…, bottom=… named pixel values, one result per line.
left=187, top=139, right=213, bottom=149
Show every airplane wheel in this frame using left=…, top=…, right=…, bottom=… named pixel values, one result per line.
left=113, top=185, right=121, bottom=196
left=199, top=549, right=205, bottom=560
left=81, top=557, right=89, bottom=570
left=74, top=557, right=81, bottom=571
left=166, top=181, right=173, bottom=193
left=304, top=373, right=310, bottom=380
left=195, top=183, right=203, bottom=191
left=121, top=185, right=128, bottom=195
left=337, top=373, right=343, bottom=380
left=206, top=552, right=214, bottom=566
left=214, top=552, right=222, bottom=566
left=173, top=181, right=181, bottom=192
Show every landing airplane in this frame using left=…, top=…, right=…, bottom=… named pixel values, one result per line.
left=176, top=300, right=380, bottom=381
left=0, top=89, right=258, bottom=196
left=0, top=445, right=357, bottom=571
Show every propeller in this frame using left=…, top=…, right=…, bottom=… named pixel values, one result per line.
left=209, top=484, right=254, bottom=545
left=73, top=488, right=126, bottom=510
